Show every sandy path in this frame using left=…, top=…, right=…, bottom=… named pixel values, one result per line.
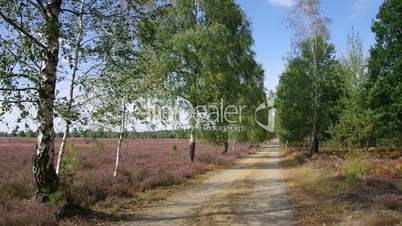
left=117, top=144, right=295, bottom=226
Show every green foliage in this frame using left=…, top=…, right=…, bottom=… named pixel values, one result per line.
left=55, top=144, right=80, bottom=208
left=48, top=189, right=68, bottom=210
left=62, top=144, right=79, bottom=177
left=92, top=139, right=105, bottom=152
left=276, top=58, right=312, bottom=143
left=170, top=144, right=178, bottom=157
left=328, top=30, right=376, bottom=149
left=330, top=1, right=402, bottom=148
left=329, top=107, right=376, bottom=148
left=153, top=0, right=269, bottom=147
left=345, top=151, right=368, bottom=181
left=234, top=63, right=270, bottom=144
left=43, top=143, right=79, bottom=210
left=366, top=0, right=402, bottom=145
left=276, top=37, right=345, bottom=144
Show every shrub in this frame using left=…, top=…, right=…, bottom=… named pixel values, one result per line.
left=56, top=144, right=80, bottom=210
left=0, top=194, right=57, bottom=226
left=0, top=180, right=32, bottom=200
left=62, top=143, right=80, bottom=176
left=92, top=139, right=105, bottom=152
left=66, top=172, right=108, bottom=207
left=366, top=159, right=402, bottom=178
left=345, top=150, right=368, bottom=180
left=142, top=173, right=181, bottom=190
left=170, top=144, right=177, bottom=157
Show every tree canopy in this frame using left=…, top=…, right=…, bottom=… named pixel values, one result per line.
left=366, top=0, right=402, bottom=145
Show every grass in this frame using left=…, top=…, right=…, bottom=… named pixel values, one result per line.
left=282, top=146, right=402, bottom=226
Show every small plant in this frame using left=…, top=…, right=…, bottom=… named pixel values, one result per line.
left=49, top=189, right=68, bottom=210
left=345, top=150, right=368, bottom=180
left=62, top=143, right=79, bottom=177
left=57, top=143, right=80, bottom=211
left=170, top=144, right=177, bottom=156
left=92, top=139, right=105, bottom=152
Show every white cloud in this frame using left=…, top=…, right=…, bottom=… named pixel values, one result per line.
left=268, top=0, right=294, bottom=7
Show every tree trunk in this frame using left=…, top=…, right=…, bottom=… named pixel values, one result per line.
left=251, top=116, right=255, bottom=145
left=306, top=36, right=320, bottom=159
left=222, top=129, right=228, bottom=154
left=56, top=124, right=69, bottom=175
left=114, top=100, right=126, bottom=177
left=55, top=0, right=85, bottom=176
left=307, top=101, right=319, bottom=158
left=308, top=135, right=319, bottom=157
left=232, top=134, right=235, bottom=152
left=32, top=0, right=62, bottom=202
left=189, top=130, right=196, bottom=161
left=114, top=132, right=124, bottom=177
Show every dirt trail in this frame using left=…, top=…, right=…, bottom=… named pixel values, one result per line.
left=117, top=143, right=295, bottom=226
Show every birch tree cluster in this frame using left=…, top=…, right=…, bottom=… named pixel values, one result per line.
left=0, top=0, right=270, bottom=201
left=275, top=0, right=402, bottom=155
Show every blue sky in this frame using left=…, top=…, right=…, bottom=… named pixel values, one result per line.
left=0, top=0, right=384, bottom=132
left=236, top=0, right=383, bottom=91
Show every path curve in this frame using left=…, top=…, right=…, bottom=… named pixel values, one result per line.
left=117, top=143, right=295, bottom=226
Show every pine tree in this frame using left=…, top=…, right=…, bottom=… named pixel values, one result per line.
left=367, top=0, right=402, bottom=145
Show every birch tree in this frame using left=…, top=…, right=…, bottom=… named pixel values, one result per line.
left=55, top=0, right=87, bottom=176
left=154, top=0, right=211, bottom=161
left=89, top=72, right=133, bottom=177
left=288, top=0, right=331, bottom=157
left=88, top=66, right=145, bottom=177
left=155, top=0, right=266, bottom=160
left=0, top=0, right=153, bottom=201
left=276, top=34, right=344, bottom=154
left=201, top=0, right=254, bottom=153
left=0, top=0, right=63, bottom=201
left=85, top=6, right=159, bottom=176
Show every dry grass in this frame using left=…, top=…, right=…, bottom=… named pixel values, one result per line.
left=282, top=146, right=402, bottom=226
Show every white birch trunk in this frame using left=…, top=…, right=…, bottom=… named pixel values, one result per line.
left=56, top=124, right=69, bottom=175
left=114, top=133, right=123, bottom=177
left=32, top=0, right=62, bottom=201
left=55, top=1, right=85, bottom=175
left=308, top=36, right=320, bottom=157
left=114, top=99, right=126, bottom=177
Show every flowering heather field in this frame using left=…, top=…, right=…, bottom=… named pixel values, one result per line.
left=0, top=137, right=252, bottom=225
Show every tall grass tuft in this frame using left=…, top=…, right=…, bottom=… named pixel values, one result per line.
left=345, top=150, right=368, bottom=180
